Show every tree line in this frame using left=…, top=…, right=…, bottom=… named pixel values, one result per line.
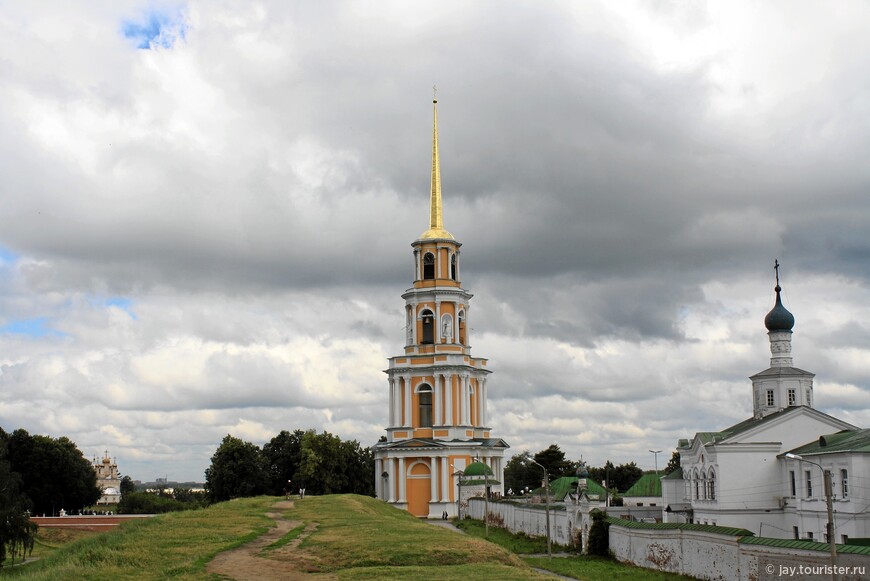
left=1, top=428, right=101, bottom=567
left=504, top=444, right=680, bottom=496
left=204, top=429, right=375, bottom=502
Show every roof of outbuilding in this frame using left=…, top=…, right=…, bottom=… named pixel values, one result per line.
left=623, top=473, right=662, bottom=497
left=533, top=476, right=607, bottom=501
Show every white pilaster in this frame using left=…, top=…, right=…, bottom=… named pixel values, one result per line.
left=398, top=457, right=406, bottom=502
left=440, top=456, right=449, bottom=502
left=387, top=458, right=396, bottom=502
left=403, top=376, right=412, bottom=427
left=430, top=458, right=438, bottom=501
left=445, top=374, right=453, bottom=425
left=434, top=375, right=442, bottom=426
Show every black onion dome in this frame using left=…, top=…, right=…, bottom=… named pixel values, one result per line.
left=764, top=285, right=794, bottom=331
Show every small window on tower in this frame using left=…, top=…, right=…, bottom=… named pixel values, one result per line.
left=451, top=254, right=457, bottom=280
left=788, top=388, right=796, bottom=406
left=417, top=386, right=433, bottom=428
left=766, top=389, right=775, bottom=407
left=423, top=253, right=435, bottom=280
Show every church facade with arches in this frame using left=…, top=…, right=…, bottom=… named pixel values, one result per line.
left=372, top=100, right=508, bottom=518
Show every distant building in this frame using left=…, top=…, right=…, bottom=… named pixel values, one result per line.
left=373, top=99, right=508, bottom=518
left=92, top=450, right=121, bottom=505
left=622, top=472, right=663, bottom=507
left=663, top=268, right=869, bottom=543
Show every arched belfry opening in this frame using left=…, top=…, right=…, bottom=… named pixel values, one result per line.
left=420, top=309, right=434, bottom=344
left=423, top=252, right=435, bottom=280
left=451, top=254, right=457, bottom=280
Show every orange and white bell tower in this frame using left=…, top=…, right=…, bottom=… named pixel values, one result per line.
left=373, top=98, right=508, bottom=518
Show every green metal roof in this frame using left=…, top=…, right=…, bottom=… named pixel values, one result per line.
left=662, top=468, right=683, bottom=480
left=533, top=476, right=606, bottom=501
left=785, top=429, right=870, bottom=456
left=739, top=536, right=870, bottom=555
left=464, top=461, right=493, bottom=476
left=606, top=517, right=753, bottom=537
left=623, top=473, right=662, bottom=497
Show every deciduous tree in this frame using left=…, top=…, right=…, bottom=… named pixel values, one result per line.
left=204, top=435, right=269, bottom=502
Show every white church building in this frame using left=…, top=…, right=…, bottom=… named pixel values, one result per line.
left=663, top=268, right=869, bottom=544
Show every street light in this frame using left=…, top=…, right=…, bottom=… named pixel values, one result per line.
left=784, top=453, right=837, bottom=581
left=528, top=458, right=552, bottom=558
left=649, top=450, right=662, bottom=475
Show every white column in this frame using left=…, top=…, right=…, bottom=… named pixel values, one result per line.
left=414, top=250, right=420, bottom=281
left=411, top=303, right=418, bottom=345
left=441, top=456, right=450, bottom=502
left=435, top=300, right=441, bottom=342
left=398, top=458, right=406, bottom=502
left=480, top=377, right=487, bottom=427
left=430, top=458, right=438, bottom=502
left=444, top=374, right=453, bottom=425
left=434, top=375, right=442, bottom=426
left=462, top=375, right=470, bottom=425
left=453, top=303, right=459, bottom=343
left=404, top=376, right=412, bottom=427
left=387, top=458, right=396, bottom=502
left=388, top=378, right=395, bottom=426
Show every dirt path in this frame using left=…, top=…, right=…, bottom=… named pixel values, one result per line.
left=206, top=500, right=335, bottom=581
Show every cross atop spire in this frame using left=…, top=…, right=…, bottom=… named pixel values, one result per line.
left=420, top=95, right=454, bottom=240
left=774, top=258, right=781, bottom=288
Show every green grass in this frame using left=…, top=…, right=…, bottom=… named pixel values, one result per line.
left=261, top=523, right=305, bottom=552
left=286, top=495, right=551, bottom=579
left=1, top=495, right=698, bottom=580
left=453, top=518, right=554, bottom=554
left=0, top=496, right=272, bottom=580
left=524, top=555, right=700, bottom=580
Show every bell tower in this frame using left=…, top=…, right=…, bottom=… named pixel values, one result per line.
left=750, top=260, right=815, bottom=418
left=373, top=98, right=508, bottom=518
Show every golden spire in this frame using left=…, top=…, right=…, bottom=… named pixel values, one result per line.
left=421, top=90, right=454, bottom=240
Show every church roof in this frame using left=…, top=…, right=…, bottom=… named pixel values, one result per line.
left=623, top=472, right=662, bottom=497
left=662, top=468, right=683, bottom=480
left=680, top=406, right=855, bottom=449
left=750, top=366, right=815, bottom=379
left=785, top=429, right=870, bottom=456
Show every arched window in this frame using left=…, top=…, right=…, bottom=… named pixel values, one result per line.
left=693, top=469, right=700, bottom=499
left=423, top=252, right=435, bottom=280
left=451, top=254, right=457, bottom=280
left=420, top=309, right=434, bottom=344
left=417, top=384, right=433, bottom=428
left=708, top=469, right=716, bottom=500
left=457, top=309, right=466, bottom=344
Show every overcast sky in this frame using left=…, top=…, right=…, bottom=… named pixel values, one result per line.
left=1, top=1, right=869, bottom=483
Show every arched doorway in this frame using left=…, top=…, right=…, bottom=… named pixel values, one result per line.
left=407, top=461, right=431, bottom=517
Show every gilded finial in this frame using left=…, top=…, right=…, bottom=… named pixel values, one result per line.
left=420, top=91, right=453, bottom=240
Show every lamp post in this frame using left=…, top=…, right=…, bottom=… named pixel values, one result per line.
left=785, top=453, right=837, bottom=581
left=649, top=450, right=662, bottom=474
left=528, top=458, right=552, bottom=557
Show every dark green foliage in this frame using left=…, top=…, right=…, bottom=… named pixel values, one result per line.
left=664, top=450, right=681, bottom=475
left=587, top=510, right=610, bottom=557
left=205, top=435, right=270, bottom=502
left=505, top=446, right=581, bottom=494
left=263, top=429, right=304, bottom=495
left=504, top=451, right=539, bottom=493
left=586, top=461, right=644, bottom=494
left=119, top=474, right=136, bottom=496
left=2, top=429, right=101, bottom=515
left=118, top=490, right=208, bottom=514
left=0, top=435, right=38, bottom=568
left=206, top=429, right=375, bottom=502
left=533, top=445, right=575, bottom=479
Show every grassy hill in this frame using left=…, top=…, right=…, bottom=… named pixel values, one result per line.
left=0, top=495, right=550, bottom=580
